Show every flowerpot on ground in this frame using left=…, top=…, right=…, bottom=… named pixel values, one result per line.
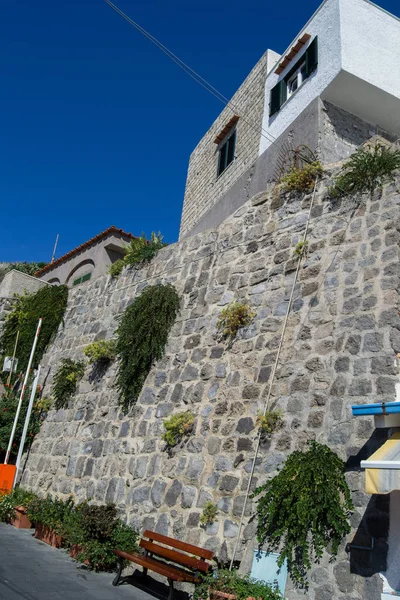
left=34, top=523, right=63, bottom=548
left=10, top=506, right=32, bottom=529
left=69, top=544, right=89, bottom=565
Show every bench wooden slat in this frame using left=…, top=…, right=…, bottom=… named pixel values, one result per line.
left=143, top=529, right=214, bottom=560
left=113, top=549, right=198, bottom=583
left=140, top=539, right=210, bottom=573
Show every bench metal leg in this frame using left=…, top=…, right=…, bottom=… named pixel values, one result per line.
left=112, top=557, right=124, bottom=587
left=167, top=578, right=175, bottom=600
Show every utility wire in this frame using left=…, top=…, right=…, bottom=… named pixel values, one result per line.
left=103, top=0, right=356, bottom=202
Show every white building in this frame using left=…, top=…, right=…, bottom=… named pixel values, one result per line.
left=180, top=0, right=400, bottom=239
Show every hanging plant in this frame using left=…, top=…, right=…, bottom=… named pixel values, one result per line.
left=252, top=441, right=353, bottom=589
left=115, top=283, right=180, bottom=409
left=0, top=285, right=68, bottom=374
left=53, top=358, right=85, bottom=410
left=216, top=302, right=256, bottom=340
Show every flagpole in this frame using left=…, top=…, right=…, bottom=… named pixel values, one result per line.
left=14, top=365, right=41, bottom=484
left=4, top=318, right=42, bottom=465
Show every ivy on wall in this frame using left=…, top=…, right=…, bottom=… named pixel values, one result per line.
left=252, top=441, right=353, bottom=589
left=0, top=285, right=69, bottom=374
left=115, top=283, right=180, bottom=409
left=53, top=358, right=85, bottom=410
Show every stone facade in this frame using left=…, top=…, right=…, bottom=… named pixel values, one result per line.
left=179, top=50, right=279, bottom=239
left=21, top=162, right=400, bottom=600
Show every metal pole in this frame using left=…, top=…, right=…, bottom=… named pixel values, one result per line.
left=14, top=365, right=41, bottom=483
left=4, top=318, right=42, bottom=465
left=51, top=234, right=59, bottom=263
left=6, top=330, right=20, bottom=390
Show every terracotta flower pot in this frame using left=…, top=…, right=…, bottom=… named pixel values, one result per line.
left=34, top=522, right=63, bottom=548
left=69, top=544, right=90, bottom=565
left=209, top=591, right=258, bottom=600
left=10, top=506, right=32, bottom=529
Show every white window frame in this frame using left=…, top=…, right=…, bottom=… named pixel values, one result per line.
left=287, top=62, right=307, bottom=98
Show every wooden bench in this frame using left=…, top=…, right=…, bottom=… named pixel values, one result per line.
left=113, top=529, right=214, bottom=599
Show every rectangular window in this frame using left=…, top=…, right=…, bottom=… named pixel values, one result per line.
left=269, top=36, right=318, bottom=116
left=73, top=272, right=92, bottom=286
left=218, top=130, right=236, bottom=177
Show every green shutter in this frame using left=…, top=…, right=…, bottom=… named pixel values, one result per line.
left=305, top=36, right=318, bottom=77
left=270, top=80, right=287, bottom=116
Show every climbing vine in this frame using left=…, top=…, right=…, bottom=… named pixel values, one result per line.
left=0, top=285, right=68, bottom=374
left=115, top=284, right=180, bottom=409
left=252, top=441, right=353, bottom=589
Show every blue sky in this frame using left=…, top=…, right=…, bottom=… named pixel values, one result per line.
left=0, top=0, right=398, bottom=262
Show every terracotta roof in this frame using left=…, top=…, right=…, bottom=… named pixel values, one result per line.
left=35, top=226, right=135, bottom=276
left=274, top=33, right=311, bottom=75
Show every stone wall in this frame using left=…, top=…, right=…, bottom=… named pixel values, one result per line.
left=179, top=50, right=279, bottom=239
left=21, top=164, right=400, bottom=600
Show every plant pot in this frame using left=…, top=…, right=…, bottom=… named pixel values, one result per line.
left=10, top=506, right=32, bottom=529
left=209, top=591, right=259, bottom=600
left=69, top=544, right=89, bottom=565
left=34, top=523, right=63, bottom=548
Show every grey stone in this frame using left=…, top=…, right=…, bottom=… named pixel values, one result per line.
left=219, top=475, right=239, bottom=492
left=334, top=357, right=350, bottom=373
left=181, top=364, right=199, bottom=381
left=186, top=457, right=204, bottom=481
left=215, top=456, right=233, bottom=472
left=363, top=333, right=384, bottom=353
left=151, top=480, right=167, bottom=508
left=215, top=363, right=227, bottom=378
left=187, top=512, right=200, bottom=527
left=131, top=486, right=151, bottom=504
left=236, top=417, right=254, bottom=434
left=223, top=520, right=239, bottom=538
left=165, top=480, right=183, bottom=507
left=156, top=403, right=173, bottom=418
left=155, top=513, right=169, bottom=536
left=181, top=485, right=197, bottom=508
left=377, top=377, right=396, bottom=395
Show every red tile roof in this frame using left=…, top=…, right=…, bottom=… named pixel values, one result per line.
left=35, top=226, right=135, bottom=276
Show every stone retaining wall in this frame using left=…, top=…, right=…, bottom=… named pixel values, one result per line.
left=21, top=165, right=400, bottom=600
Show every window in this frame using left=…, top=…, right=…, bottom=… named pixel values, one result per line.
left=218, top=129, right=236, bottom=177
left=270, top=36, right=318, bottom=116
left=73, top=272, right=92, bottom=286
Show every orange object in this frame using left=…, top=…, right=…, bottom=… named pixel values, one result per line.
left=0, top=464, right=17, bottom=492
left=10, top=506, right=32, bottom=529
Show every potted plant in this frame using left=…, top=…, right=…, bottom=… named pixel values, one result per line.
left=194, top=570, right=283, bottom=600
left=0, top=487, right=37, bottom=529
left=27, top=495, right=74, bottom=548
left=64, top=501, right=139, bottom=571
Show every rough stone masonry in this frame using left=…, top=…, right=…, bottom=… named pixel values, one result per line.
left=20, top=161, right=400, bottom=600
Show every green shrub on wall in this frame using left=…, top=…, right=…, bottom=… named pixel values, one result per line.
left=83, top=339, right=116, bottom=365
left=330, top=143, right=400, bottom=197
left=0, top=285, right=68, bottom=374
left=124, top=232, right=166, bottom=267
left=162, top=411, right=194, bottom=448
left=115, top=283, right=180, bottom=409
left=252, top=441, right=353, bottom=589
left=53, top=358, right=85, bottom=410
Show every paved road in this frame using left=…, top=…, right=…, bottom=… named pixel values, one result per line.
left=0, top=523, right=157, bottom=600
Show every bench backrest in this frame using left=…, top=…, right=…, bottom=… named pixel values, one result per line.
left=141, top=530, right=214, bottom=574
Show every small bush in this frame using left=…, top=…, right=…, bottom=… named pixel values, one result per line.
left=53, top=358, right=85, bottom=410
left=200, top=502, right=218, bottom=527
left=217, top=302, right=256, bottom=340
left=163, top=411, right=194, bottom=448
left=27, top=494, right=75, bottom=535
left=194, top=569, right=283, bottom=600
left=330, top=143, right=400, bottom=197
left=257, top=410, right=283, bottom=436
left=124, top=232, right=166, bottom=267
left=36, top=397, right=52, bottom=412
left=83, top=340, right=116, bottom=365
left=281, top=161, right=323, bottom=193
left=108, top=259, right=125, bottom=278
left=293, top=240, right=308, bottom=257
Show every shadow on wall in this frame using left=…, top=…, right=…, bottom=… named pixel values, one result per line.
left=346, top=430, right=390, bottom=579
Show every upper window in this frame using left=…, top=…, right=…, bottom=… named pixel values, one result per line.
left=270, top=36, right=318, bottom=116
left=73, top=272, right=92, bottom=286
left=218, top=129, right=236, bottom=177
